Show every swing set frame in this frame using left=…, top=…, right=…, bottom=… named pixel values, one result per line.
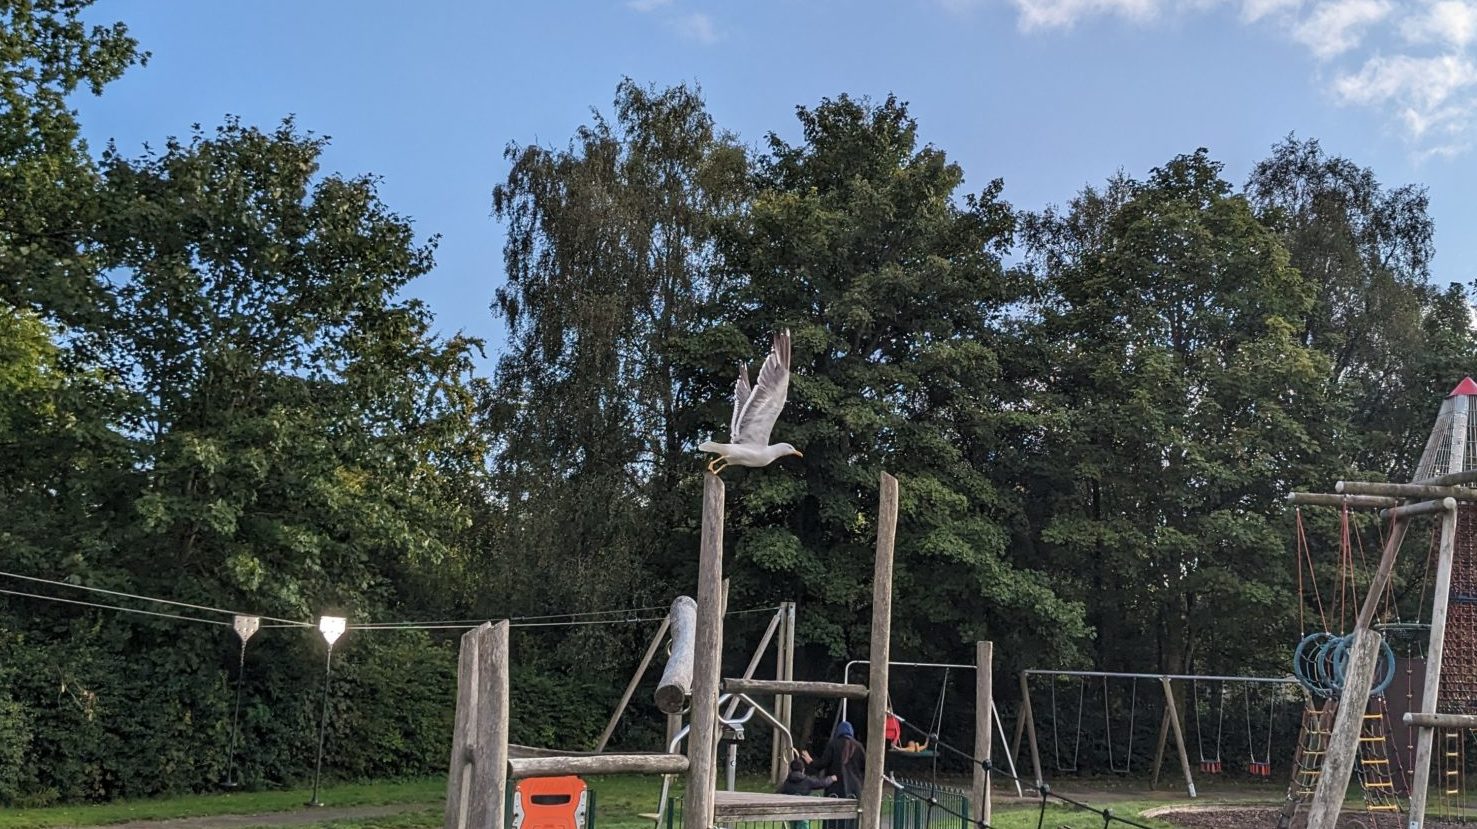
left=837, top=659, right=1026, bottom=798
left=1014, top=668, right=1300, bottom=799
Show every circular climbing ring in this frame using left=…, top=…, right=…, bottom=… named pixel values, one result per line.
left=1330, top=635, right=1396, bottom=697
left=1294, top=631, right=1338, bottom=697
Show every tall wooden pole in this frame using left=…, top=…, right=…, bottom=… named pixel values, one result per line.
left=1408, top=504, right=1459, bottom=828
left=683, top=473, right=725, bottom=829
left=859, top=472, right=898, bottom=829
left=771, top=601, right=796, bottom=784
left=444, top=621, right=510, bottom=829
left=972, top=641, right=993, bottom=826
left=1306, top=517, right=1412, bottom=829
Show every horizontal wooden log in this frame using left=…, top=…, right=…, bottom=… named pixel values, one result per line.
left=1417, top=469, right=1477, bottom=487
left=1380, top=497, right=1457, bottom=521
left=1286, top=492, right=1401, bottom=509
left=721, top=678, right=869, bottom=700
left=1336, top=481, right=1477, bottom=502
left=713, top=791, right=859, bottom=821
left=507, top=753, right=689, bottom=779
left=655, top=596, right=697, bottom=714
left=1403, top=712, right=1477, bottom=729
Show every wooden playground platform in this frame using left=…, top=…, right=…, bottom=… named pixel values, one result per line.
left=711, top=791, right=859, bottom=821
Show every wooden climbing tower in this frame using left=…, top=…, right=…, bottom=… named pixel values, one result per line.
left=1288, top=376, right=1477, bottom=829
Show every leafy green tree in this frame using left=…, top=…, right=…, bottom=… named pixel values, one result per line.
left=1244, top=136, right=1472, bottom=480
left=1020, top=149, right=1330, bottom=676
left=697, top=95, right=1087, bottom=717
left=0, top=0, right=142, bottom=328
left=485, top=79, right=749, bottom=670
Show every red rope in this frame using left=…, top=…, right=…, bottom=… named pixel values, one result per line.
left=1295, top=508, right=1328, bottom=632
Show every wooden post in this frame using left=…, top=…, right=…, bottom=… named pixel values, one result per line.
left=656, top=596, right=698, bottom=714
left=1409, top=503, right=1459, bottom=828
left=1307, top=516, right=1411, bottom=829
left=1150, top=706, right=1171, bottom=790
left=972, top=641, right=992, bottom=826
left=772, top=602, right=796, bottom=783
left=444, top=621, right=510, bottom=829
left=1019, top=672, right=1043, bottom=789
left=596, top=616, right=671, bottom=751
left=683, top=473, right=725, bottom=829
left=1160, top=677, right=1196, bottom=799
left=859, top=472, right=898, bottom=829
left=723, top=608, right=783, bottom=719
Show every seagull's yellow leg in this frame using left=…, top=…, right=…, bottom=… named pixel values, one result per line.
left=713, top=459, right=730, bottom=474
left=706, top=456, right=725, bottom=474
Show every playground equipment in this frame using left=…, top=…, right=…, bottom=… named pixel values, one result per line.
left=1014, top=668, right=1301, bottom=798
left=836, top=659, right=1025, bottom=796
left=1285, top=376, right=1477, bottom=829
left=442, top=472, right=1004, bottom=829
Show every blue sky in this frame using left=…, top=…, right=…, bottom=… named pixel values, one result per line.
left=77, top=0, right=1477, bottom=367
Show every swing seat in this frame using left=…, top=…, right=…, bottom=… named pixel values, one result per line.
left=1249, top=761, right=1272, bottom=778
left=1199, top=760, right=1222, bottom=774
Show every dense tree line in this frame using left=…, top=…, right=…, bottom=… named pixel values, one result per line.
left=2, top=0, right=1474, bottom=803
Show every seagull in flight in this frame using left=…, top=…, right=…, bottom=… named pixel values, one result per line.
left=700, top=329, right=802, bottom=475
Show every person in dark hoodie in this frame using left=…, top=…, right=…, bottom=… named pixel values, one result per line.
left=808, top=721, right=866, bottom=829
left=777, top=756, right=835, bottom=829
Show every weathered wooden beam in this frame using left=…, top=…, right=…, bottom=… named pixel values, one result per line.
left=655, top=596, right=697, bottom=714
left=1286, top=492, right=1401, bottom=509
left=596, top=615, right=671, bottom=751
left=1416, top=469, right=1477, bottom=487
left=972, top=641, right=992, bottom=827
left=508, top=753, right=689, bottom=780
left=1404, top=712, right=1477, bottom=729
left=1160, top=677, right=1196, bottom=799
left=722, top=608, right=783, bottom=720
left=1307, top=514, right=1411, bottom=829
left=1336, top=480, right=1477, bottom=501
left=1380, top=496, right=1457, bottom=520
left=683, top=473, right=725, bottom=829
left=1019, top=672, right=1043, bottom=789
left=444, top=621, right=510, bottom=829
left=859, top=471, right=898, bottom=829
left=1409, top=505, right=1458, bottom=826
left=721, top=678, right=868, bottom=699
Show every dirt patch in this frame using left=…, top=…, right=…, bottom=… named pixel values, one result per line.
left=1149, top=804, right=1471, bottom=829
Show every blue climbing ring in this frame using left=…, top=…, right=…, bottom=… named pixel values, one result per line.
left=1330, top=634, right=1396, bottom=697
left=1293, top=632, right=1337, bottom=697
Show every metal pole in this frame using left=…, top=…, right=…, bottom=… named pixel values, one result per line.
left=224, top=638, right=247, bottom=788
left=308, top=644, right=333, bottom=807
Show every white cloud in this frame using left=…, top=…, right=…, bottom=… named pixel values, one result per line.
left=1291, top=0, right=1392, bottom=58
left=1402, top=0, right=1477, bottom=47
left=1240, top=0, right=1304, bottom=20
left=1001, top=0, right=1164, bottom=29
left=1335, top=53, right=1477, bottom=135
left=627, top=0, right=673, bottom=11
left=673, top=11, right=719, bottom=43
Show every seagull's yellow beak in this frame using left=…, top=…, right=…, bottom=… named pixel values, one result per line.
left=792, top=449, right=804, bottom=458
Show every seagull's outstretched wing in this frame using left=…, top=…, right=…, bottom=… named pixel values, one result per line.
left=730, top=364, right=751, bottom=440
left=733, top=329, right=791, bottom=446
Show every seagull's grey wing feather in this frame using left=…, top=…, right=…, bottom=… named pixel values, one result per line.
left=730, top=364, right=751, bottom=439
left=734, top=329, right=791, bottom=446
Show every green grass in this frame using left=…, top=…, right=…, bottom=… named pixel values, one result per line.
left=0, top=775, right=1243, bottom=829
left=0, top=779, right=445, bottom=829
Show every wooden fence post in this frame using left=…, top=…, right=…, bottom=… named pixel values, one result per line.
left=859, top=472, right=898, bottom=829
left=444, top=621, right=510, bottom=829
left=683, top=473, right=725, bottom=829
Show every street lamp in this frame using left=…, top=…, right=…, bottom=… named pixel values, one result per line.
left=223, top=615, right=260, bottom=788
left=307, top=615, right=346, bottom=807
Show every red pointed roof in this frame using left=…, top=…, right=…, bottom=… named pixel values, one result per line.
left=1450, top=377, right=1477, bottom=397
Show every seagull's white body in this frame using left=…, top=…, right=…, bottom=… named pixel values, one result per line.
left=701, top=329, right=801, bottom=474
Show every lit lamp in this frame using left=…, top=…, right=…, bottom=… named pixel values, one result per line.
left=307, top=615, right=347, bottom=807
